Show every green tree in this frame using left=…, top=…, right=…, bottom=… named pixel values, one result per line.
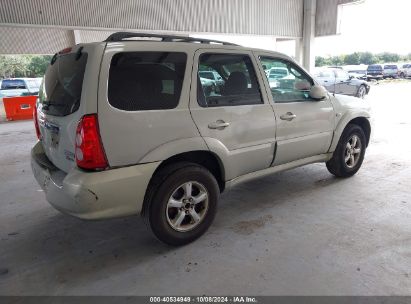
left=359, top=52, right=377, bottom=65
left=377, top=52, right=400, bottom=63
left=0, top=55, right=30, bottom=78
left=329, top=55, right=345, bottom=66
left=27, top=55, right=52, bottom=77
left=344, top=52, right=361, bottom=65
left=315, top=56, right=330, bottom=67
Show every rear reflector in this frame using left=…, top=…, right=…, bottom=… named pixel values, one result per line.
left=75, top=114, right=108, bottom=170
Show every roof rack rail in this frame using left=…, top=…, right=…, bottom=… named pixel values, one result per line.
left=104, top=32, right=238, bottom=46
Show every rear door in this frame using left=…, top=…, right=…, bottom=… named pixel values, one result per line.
left=257, top=54, right=335, bottom=165
left=97, top=42, right=200, bottom=168
left=36, top=44, right=104, bottom=172
left=189, top=49, right=277, bottom=180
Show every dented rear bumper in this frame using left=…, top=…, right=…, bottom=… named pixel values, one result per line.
left=31, top=141, right=160, bottom=220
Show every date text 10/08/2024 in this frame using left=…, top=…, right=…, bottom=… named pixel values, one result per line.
left=149, top=297, right=258, bottom=303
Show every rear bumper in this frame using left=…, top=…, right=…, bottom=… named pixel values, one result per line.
left=31, top=142, right=160, bottom=220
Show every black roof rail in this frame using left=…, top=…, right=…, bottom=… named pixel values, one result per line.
left=104, top=32, right=239, bottom=46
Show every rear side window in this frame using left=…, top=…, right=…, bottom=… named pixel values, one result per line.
left=1, top=80, right=26, bottom=90
left=40, top=52, right=88, bottom=116
left=108, top=52, right=187, bottom=111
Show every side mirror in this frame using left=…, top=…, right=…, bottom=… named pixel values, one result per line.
left=309, top=85, right=328, bottom=100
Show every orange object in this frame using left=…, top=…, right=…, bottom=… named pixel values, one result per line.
left=2, top=96, right=37, bottom=121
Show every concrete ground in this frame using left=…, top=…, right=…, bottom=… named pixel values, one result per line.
left=0, top=81, right=410, bottom=296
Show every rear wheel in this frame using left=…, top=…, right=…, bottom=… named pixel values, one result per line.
left=146, top=162, right=219, bottom=246
left=326, top=124, right=366, bottom=178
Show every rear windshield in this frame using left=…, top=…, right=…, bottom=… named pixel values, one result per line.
left=384, top=65, right=397, bottom=69
left=199, top=71, right=215, bottom=80
left=1, top=79, right=26, bottom=90
left=367, top=65, right=382, bottom=71
left=270, top=69, right=288, bottom=76
left=39, top=52, right=88, bottom=116
left=108, top=52, right=187, bottom=111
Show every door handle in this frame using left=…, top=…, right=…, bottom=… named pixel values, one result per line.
left=280, top=112, right=297, bottom=121
left=208, top=120, right=230, bottom=130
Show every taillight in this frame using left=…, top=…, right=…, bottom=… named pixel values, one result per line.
left=75, top=114, right=108, bottom=170
left=33, top=103, right=41, bottom=140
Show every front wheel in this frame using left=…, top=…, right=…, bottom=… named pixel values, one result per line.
left=356, top=85, right=367, bottom=99
left=147, top=163, right=219, bottom=246
left=326, top=124, right=366, bottom=178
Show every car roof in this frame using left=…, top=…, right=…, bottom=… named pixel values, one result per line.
left=79, top=32, right=294, bottom=62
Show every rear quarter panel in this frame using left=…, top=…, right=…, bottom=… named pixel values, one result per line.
left=98, top=42, right=202, bottom=167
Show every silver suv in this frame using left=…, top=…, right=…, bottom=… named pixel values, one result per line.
left=31, top=32, right=372, bottom=245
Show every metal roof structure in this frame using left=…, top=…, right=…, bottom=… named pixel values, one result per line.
left=0, top=0, right=362, bottom=70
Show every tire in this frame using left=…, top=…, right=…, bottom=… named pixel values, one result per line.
left=356, top=85, right=367, bottom=99
left=146, top=162, right=219, bottom=246
left=326, top=124, right=366, bottom=178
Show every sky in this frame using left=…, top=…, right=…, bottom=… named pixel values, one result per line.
left=193, top=0, right=411, bottom=57
left=315, top=0, right=411, bottom=56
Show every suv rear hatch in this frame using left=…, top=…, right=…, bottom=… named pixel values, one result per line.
left=383, top=65, right=398, bottom=76
left=36, top=44, right=103, bottom=173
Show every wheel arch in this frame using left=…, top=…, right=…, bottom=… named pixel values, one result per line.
left=348, top=117, right=371, bottom=146
left=330, top=113, right=371, bottom=152
left=141, top=150, right=226, bottom=217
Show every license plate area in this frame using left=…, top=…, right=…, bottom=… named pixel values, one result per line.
left=44, top=121, right=60, bottom=148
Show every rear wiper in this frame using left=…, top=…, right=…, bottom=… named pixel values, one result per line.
left=42, top=101, right=65, bottom=110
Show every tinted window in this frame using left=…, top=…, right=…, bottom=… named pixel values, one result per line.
left=1, top=79, right=26, bottom=90
left=108, top=52, right=187, bottom=111
left=197, top=53, right=263, bottom=107
left=260, top=57, right=314, bottom=103
left=40, top=52, right=88, bottom=116
left=367, top=65, right=382, bottom=71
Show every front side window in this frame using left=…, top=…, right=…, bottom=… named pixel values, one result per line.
left=260, top=57, right=314, bottom=103
left=108, top=52, right=187, bottom=111
left=335, top=70, right=349, bottom=79
left=197, top=53, right=263, bottom=107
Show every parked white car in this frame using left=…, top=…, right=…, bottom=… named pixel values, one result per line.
left=31, top=32, right=372, bottom=245
left=399, top=64, right=411, bottom=78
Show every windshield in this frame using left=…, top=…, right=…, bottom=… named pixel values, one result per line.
left=1, top=79, right=26, bottom=90
left=384, top=65, right=397, bottom=69
left=40, top=52, right=88, bottom=116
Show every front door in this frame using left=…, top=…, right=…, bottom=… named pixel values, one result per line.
left=190, top=50, right=277, bottom=180
left=335, top=69, right=357, bottom=95
left=257, top=54, right=335, bottom=166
